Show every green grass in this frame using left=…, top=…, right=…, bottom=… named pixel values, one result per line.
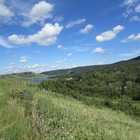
left=0, top=79, right=140, bottom=140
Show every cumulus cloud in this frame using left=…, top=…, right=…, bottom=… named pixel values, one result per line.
left=80, top=24, right=93, bottom=34
left=121, top=33, right=140, bottom=42
left=0, top=37, right=14, bottom=48
left=22, top=1, right=54, bottom=26
left=66, top=19, right=86, bottom=28
left=8, top=23, right=63, bottom=46
left=57, top=45, right=62, bottom=49
left=68, top=53, right=72, bottom=56
left=130, top=15, right=140, bottom=21
left=92, top=47, right=105, bottom=53
left=19, top=55, right=31, bottom=63
left=96, top=25, right=124, bottom=42
left=0, top=0, right=14, bottom=23
left=0, top=63, right=47, bottom=74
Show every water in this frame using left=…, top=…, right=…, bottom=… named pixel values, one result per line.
left=25, top=77, right=48, bottom=83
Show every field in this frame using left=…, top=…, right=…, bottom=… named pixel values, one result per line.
left=0, top=79, right=140, bottom=140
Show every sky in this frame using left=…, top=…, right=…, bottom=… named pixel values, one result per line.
left=0, top=0, right=140, bottom=74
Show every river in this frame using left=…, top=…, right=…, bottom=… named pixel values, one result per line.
left=25, top=77, right=49, bottom=83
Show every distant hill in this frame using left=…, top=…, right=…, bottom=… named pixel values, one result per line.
left=1, top=56, right=139, bottom=77
left=41, top=65, right=101, bottom=76
left=129, top=56, right=140, bottom=61
left=41, top=55, right=140, bottom=76
left=0, top=72, right=46, bottom=79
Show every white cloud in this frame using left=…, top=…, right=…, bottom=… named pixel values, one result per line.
left=19, top=59, right=27, bottom=63
left=53, top=16, right=64, bottom=22
left=66, top=19, right=86, bottom=28
left=92, top=47, right=105, bottom=53
left=80, top=24, right=93, bottom=34
left=0, top=37, right=14, bottom=48
left=22, top=1, right=54, bottom=26
left=135, top=3, right=140, bottom=12
left=0, top=63, right=47, bottom=74
left=130, top=15, right=140, bottom=21
left=121, top=0, right=140, bottom=20
left=68, top=53, right=72, bottom=56
left=123, top=0, right=138, bottom=6
left=19, top=55, right=31, bottom=63
left=119, top=53, right=134, bottom=56
left=57, top=45, right=62, bottom=49
left=96, top=25, right=124, bottom=42
left=121, top=33, right=140, bottom=42
left=119, top=49, right=140, bottom=56
left=98, top=61, right=104, bottom=65
left=8, top=23, right=63, bottom=46
left=0, top=0, right=14, bottom=23
left=56, top=59, right=67, bottom=63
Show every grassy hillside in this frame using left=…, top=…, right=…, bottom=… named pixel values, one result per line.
left=0, top=79, right=140, bottom=140
left=39, top=56, right=140, bottom=117
left=0, top=72, right=46, bottom=79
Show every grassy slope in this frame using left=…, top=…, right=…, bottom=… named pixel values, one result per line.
left=0, top=72, right=46, bottom=79
left=0, top=79, right=140, bottom=140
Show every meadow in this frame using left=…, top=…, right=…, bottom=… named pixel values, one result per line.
left=0, top=79, right=140, bottom=140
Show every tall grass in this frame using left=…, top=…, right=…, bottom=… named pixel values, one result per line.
left=0, top=79, right=140, bottom=139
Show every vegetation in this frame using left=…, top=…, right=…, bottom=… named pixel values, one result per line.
left=39, top=57, right=140, bottom=118
left=41, top=56, right=140, bottom=76
left=0, top=56, right=140, bottom=139
left=0, top=72, right=46, bottom=79
left=0, top=79, right=140, bottom=140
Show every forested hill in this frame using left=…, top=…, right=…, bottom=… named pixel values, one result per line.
left=0, top=72, right=45, bottom=79
left=39, top=55, right=140, bottom=117
left=129, top=56, right=140, bottom=61
left=41, top=56, right=140, bottom=76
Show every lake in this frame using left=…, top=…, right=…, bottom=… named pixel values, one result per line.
left=25, top=77, right=49, bottom=83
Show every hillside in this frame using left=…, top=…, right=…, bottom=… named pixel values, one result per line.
left=39, top=55, right=140, bottom=117
left=0, top=72, right=46, bottom=79
left=41, top=55, right=140, bottom=76
left=0, top=79, right=140, bottom=139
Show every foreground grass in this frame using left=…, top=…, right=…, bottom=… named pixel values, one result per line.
left=0, top=79, right=140, bottom=140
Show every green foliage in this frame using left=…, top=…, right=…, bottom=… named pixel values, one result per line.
left=39, top=59, right=140, bottom=117
left=0, top=79, right=140, bottom=139
left=0, top=71, right=46, bottom=79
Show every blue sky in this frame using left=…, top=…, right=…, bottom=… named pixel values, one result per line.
left=0, top=0, right=140, bottom=74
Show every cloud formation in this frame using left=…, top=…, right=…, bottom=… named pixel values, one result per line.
left=130, top=15, right=140, bottom=21
left=22, top=1, right=54, bottom=26
left=68, top=53, right=72, bottom=56
left=0, top=37, right=14, bottom=48
left=66, top=19, right=86, bottom=28
left=92, top=47, right=105, bottom=53
left=8, top=23, right=63, bottom=46
left=19, top=55, right=31, bottom=63
left=121, top=33, right=140, bottom=42
left=57, top=45, right=62, bottom=49
left=122, top=0, right=140, bottom=21
left=96, top=25, right=124, bottom=42
left=119, top=49, right=140, bottom=56
left=0, top=63, right=47, bottom=74
left=80, top=24, right=93, bottom=34
left=0, top=0, right=14, bottom=23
